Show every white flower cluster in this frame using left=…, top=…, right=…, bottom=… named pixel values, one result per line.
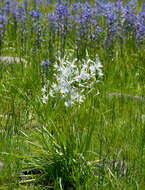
left=42, top=50, right=103, bottom=106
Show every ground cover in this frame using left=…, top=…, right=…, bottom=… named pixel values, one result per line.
left=0, top=0, right=145, bottom=189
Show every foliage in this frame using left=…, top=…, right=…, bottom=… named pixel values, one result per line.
left=0, top=0, right=144, bottom=189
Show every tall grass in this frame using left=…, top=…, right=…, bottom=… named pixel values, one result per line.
left=0, top=0, right=145, bottom=189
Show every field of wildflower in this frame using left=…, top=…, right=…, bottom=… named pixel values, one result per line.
left=0, top=0, right=145, bottom=189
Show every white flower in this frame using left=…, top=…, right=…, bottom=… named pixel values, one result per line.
left=41, top=49, right=103, bottom=106
left=90, top=64, right=96, bottom=75
left=49, top=88, right=55, bottom=98
left=42, top=94, right=48, bottom=104
left=98, top=69, right=104, bottom=77
left=65, top=100, right=73, bottom=107
left=42, top=85, right=47, bottom=93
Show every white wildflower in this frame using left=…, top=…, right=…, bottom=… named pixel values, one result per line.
left=41, top=50, right=103, bottom=106
left=42, top=94, right=48, bottom=104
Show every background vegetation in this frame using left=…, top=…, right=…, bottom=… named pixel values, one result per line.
left=0, top=0, right=145, bottom=189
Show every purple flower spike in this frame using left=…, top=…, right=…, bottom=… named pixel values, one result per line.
left=0, top=14, right=8, bottom=25
left=48, top=13, right=55, bottom=23
left=30, top=9, right=42, bottom=19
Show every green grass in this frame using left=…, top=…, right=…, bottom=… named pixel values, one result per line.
left=0, top=1, right=145, bottom=190
left=0, top=48, right=144, bottom=189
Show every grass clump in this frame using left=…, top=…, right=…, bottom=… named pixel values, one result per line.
left=20, top=125, right=95, bottom=190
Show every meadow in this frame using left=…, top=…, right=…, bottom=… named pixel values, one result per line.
left=0, top=0, right=145, bottom=189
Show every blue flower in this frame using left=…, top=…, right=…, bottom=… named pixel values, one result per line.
left=72, top=2, right=78, bottom=12
left=41, top=60, right=50, bottom=74
left=48, top=13, right=55, bottom=23
left=136, top=3, right=145, bottom=43
left=123, top=0, right=137, bottom=35
left=95, top=0, right=112, bottom=17
left=104, top=12, right=118, bottom=48
left=80, top=2, right=93, bottom=25
left=0, top=14, right=8, bottom=25
left=30, top=9, right=42, bottom=19
left=55, top=3, right=69, bottom=20
left=16, top=5, right=26, bottom=21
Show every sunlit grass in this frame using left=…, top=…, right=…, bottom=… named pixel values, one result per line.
left=0, top=0, right=145, bottom=189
